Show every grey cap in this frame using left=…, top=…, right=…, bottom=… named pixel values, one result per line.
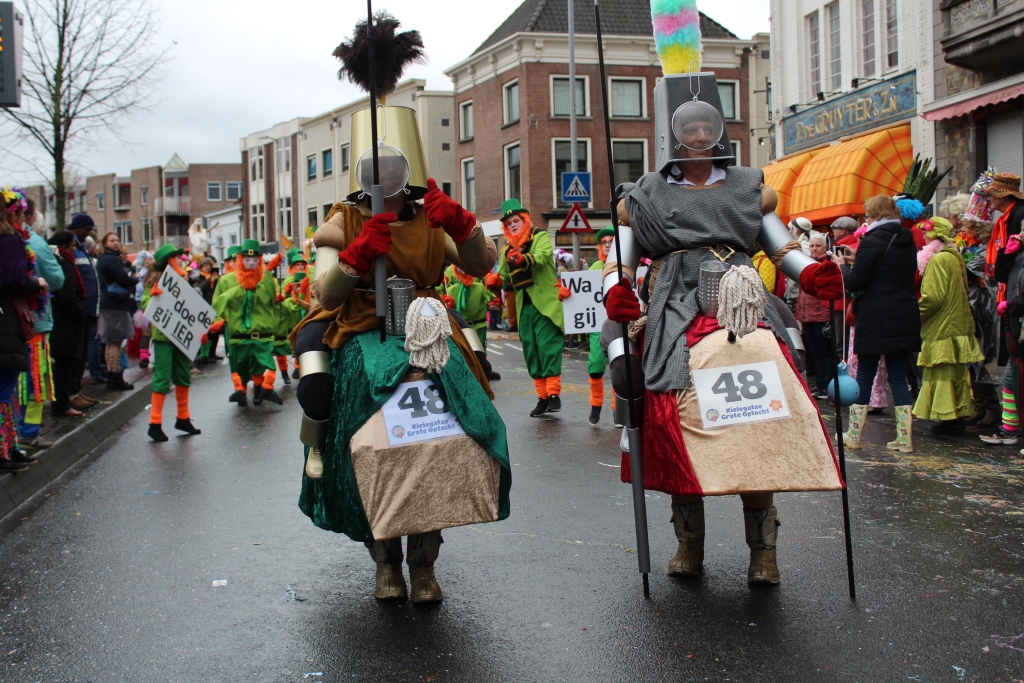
left=830, top=216, right=859, bottom=231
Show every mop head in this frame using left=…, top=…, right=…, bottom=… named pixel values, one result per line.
left=717, top=266, right=766, bottom=338
left=651, top=0, right=702, bottom=74
left=404, top=297, right=452, bottom=373
left=333, top=11, right=427, bottom=98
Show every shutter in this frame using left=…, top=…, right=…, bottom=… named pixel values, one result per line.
left=987, top=110, right=1024, bottom=179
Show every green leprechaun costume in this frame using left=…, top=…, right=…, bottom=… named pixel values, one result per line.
left=272, top=248, right=311, bottom=385
left=587, top=227, right=615, bottom=424
left=489, top=199, right=564, bottom=417
left=211, top=239, right=284, bottom=406
left=439, top=264, right=490, bottom=351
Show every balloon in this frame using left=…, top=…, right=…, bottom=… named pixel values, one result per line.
left=827, top=362, right=860, bottom=407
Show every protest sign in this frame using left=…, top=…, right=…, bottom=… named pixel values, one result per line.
left=559, top=270, right=607, bottom=334
left=144, top=268, right=217, bottom=359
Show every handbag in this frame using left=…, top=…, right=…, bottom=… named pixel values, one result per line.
left=106, top=282, right=128, bottom=300
left=11, top=297, right=35, bottom=341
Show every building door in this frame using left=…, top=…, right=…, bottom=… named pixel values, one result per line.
left=987, top=107, right=1024, bottom=179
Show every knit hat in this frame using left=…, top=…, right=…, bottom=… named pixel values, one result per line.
left=921, top=217, right=953, bottom=242
left=68, top=213, right=95, bottom=231
left=789, top=217, right=812, bottom=233
left=988, top=172, right=1024, bottom=200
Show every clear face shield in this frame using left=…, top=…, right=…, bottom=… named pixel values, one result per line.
left=671, top=100, right=725, bottom=156
left=356, top=145, right=412, bottom=199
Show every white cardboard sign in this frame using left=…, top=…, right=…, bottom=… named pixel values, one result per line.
left=144, top=268, right=217, bottom=359
left=559, top=270, right=607, bottom=334
left=381, top=380, right=467, bottom=447
left=691, top=360, right=791, bottom=430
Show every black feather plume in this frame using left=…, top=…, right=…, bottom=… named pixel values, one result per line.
left=333, top=11, right=427, bottom=99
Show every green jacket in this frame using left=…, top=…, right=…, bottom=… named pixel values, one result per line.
left=440, top=266, right=489, bottom=328
left=497, top=229, right=563, bottom=331
left=212, top=269, right=280, bottom=338
left=589, top=259, right=605, bottom=272
left=917, top=248, right=984, bottom=367
left=141, top=283, right=169, bottom=343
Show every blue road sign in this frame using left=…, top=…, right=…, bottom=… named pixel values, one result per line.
left=560, top=172, right=592, bottom=204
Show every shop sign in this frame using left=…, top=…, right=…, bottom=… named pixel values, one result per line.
left=782, top=71, right=917, bottom=154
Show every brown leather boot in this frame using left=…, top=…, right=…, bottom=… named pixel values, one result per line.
left=668, top=499, right=704, bottom=578
left=368, top=538, right=406, bottom=600
left=407, top=531, right=443, bottom=604
left=409, top=566, right=443, bottom=603
left=744, top=507, right=781, bottom=585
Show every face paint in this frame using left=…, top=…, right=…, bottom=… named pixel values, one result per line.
left=505, top=214, right=525, bottom=236
left=243, top=256, right=260, bottom=270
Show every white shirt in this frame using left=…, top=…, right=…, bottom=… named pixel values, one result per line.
left=666, top=164, right=727, bottom=187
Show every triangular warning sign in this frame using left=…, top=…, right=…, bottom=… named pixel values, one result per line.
left=565, top=176, right=588, bottom=197
left=559, top=203, right=592, bottom=233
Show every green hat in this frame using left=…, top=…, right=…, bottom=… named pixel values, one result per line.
left=293, top=271, right=308, bottom=283
left=240, top=239, right=260, bottom=256
left=596, top=226, right=615, bottom=240
left=287, top=247, right=306, bottom=265
left=500, top=198, right=528, bottom=222
left=923, top=216, right=954, bottom=242
left=226, top=245, right=241, bottom=259
left=152, top=243, right=184, bottom=269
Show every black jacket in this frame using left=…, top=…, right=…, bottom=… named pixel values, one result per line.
left=842, top=221, right=921, bottom=356
left=0, top=233, right=41, bottom=372
left=49, top=252, right=86, bottom=358
left=96, top=248, right=138, bottom=312
left=994, top=199, right=1024, bottom=284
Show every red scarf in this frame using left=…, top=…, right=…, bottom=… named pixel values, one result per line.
left=987, top=199, right=1018, bottom=302
left=59, top=245, right=86, bottom=298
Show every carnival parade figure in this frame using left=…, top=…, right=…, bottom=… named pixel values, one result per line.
left=211, top=240, right=285, bottom=407
left=273, top=248, right=310, bottom=385
left=486, top=199, right=565, bottom=417
left=142, top=244, right=203, bottom=442
left=289, top=13, right=510, bottom=604
left=599, top=0, right=846, bottom=586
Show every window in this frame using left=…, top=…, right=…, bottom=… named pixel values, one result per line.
left=179, top=181, right=189, bottom=197
left=885, top=0, right=898, bottom=68
left=460, top=101, right=474, bottom=140
left=275, top=137, right=292, bottom=173
left=249, top=146, right=264, bottom=181
left=718, top=82, right=738, bottom=120
left=322, top=149, right=333, bottom=179
left=226, top=182, right=241, bottom=201
left=307, top=207, right=318, bottom=229
left=114, top=220, right=132, bottom=244
left=503, top=81, right=519, bottom=125
left=207, top=182, right=222, bottom=201
left=442, top=142, right=450, bottom=151
left=140, top=185, right=149, bottom=205
left=340, top=144, right=350, bottom=173
left=862, top=0, right=876, bottom=77
left=258, top=203, right=265, bottom=241
left=96, top=192, right=105, bottom=210
left=115, top=184, right=130, bottom=208
left=730, top=141, right=741, bottom=165
left=552, top=76, right=587, bottom=117
left=306, top=155, right=317, bottom=182
left=827, top=3, right=841, bottom=90
left=323, top=203, right=333, bottom=221
left=277, top=197, right=292, bottom=237
left=505, top=143, right=521, bottom=202
left=164, top=180, right=173, bottom=197
left=441, top=118, right=449, bottom=127
left=462, top=158, right=476, bottom=213
left=142, top=218, right=152, bottom=243
left=442, top=182, right=452, bottom=197
left=251, top=203, right=265, bottom=241
left=611, top=140, right=646, bottom=188
left=553, top=139, right=590, bottom=208
left=610, top=78, right=644, bottom=117
left=808, top=12, right=821, bottom=97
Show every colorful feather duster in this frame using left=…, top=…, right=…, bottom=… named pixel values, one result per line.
left=651, top=0, right=702, bottom=74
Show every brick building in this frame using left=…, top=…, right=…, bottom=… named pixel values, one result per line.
left=240, top=119, right=303, bottom=251
left=443, top=0, right=753, bottom=260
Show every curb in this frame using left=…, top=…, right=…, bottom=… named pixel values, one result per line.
left=0, top=377, right=153, bottom=522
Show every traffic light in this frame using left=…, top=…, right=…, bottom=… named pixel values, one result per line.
left=0, top=2, right=22, bottom=108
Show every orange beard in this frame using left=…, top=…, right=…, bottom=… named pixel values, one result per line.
left=234, top=255, right=264, bottom=291
left=501, top=213, right=534, bottom=251
left=452, top=266, right=476, bottom=288
left=169, top=258, right=188, bottom=278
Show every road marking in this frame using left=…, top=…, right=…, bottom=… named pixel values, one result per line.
left=490, top=343, right=503, bottom=348
left=489, top=349, right=504, bottom=356
left=505, top=343, right=522, bottom=351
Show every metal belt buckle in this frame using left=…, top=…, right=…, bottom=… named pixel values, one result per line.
left=707, top=244, right=736, bottom=262
left=251, top=332, right=260, bottom=339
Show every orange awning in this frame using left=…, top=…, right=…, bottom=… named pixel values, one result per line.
left=788, top=124, right=913, bottom=224
left=762, top=150, right=820, bottom=224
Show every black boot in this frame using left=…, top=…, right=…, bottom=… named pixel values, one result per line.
left=252, top=386, right=263, bottom=405
left=930, top=418, right=965, bottom=435
left=11, top=449, right=37, bottom=464
left=487, top=371, right=502, bottom=381
left=292, top=368, right=300, bottom=380
left=107, top=371, right=134, bottom=391
left=589, top=405, right=602, bottom=425
left=148, top=423, right=169, bottom=442
left=0, top=459, right=28, bottom=472
left=546, top=395, right=561, bottom=412
left=174, top=418, right=201, bottom=435
left=282, top=371, right=292, bottom=386
left=138, top=359, right=149, bottom=369
left=261, top=389, right=283, bottom=405
left=229, top=390, right=247, bottom=406
left=530, top=398, right=550, bottom=417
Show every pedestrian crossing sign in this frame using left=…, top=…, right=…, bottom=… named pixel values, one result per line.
left=559, top=203, right=592, bottom=233
left=560, top=171, right=592, bottom=204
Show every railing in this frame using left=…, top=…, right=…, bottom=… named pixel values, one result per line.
left=155, top=196, right=191, bottom=216
left=155, top=235, right=191, bottom=250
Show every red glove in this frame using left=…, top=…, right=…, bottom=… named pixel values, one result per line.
left=208, top=319, right=225, bottom=334
left=799, top=260, right=844, bottom=301
left=606, top=280, right=642, bottom=323
left=507, top=250, right=525, bottom=268
left=484, top=273, right=503, bottom=289
left=201, top=334, right=209, bottom=346
left=998, top=301, right=1008, bottom=317
left=489, top=297, right=502, bottom=308
left=424, top=178, right=476, bottom=243
left=275, top=292, right=285, bottom=302
left=556, top=283, right=572, bottom=302
left=339, top=213, right=396, bottom=275
left=266, top=253, right=284, bottom=271
left=440, top=293, right=456, bottom=309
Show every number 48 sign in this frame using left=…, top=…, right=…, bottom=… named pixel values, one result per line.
left=381, top=379, right=467, bottom=447
left=691, top=361, right=791, bottom=430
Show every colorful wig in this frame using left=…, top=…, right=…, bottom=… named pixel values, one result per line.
left=651, top=0, right=702, bottom=75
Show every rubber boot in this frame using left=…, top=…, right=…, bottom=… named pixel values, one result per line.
left=407, top=531, right=443, bottom=603
left=887, top=405, right=914, bottom=453
left=744, top=506, right=781, bottom=585
left=668, top=499, right=705, bottom=578
left=305, top=447, right=324, bottom=479
left=843, top=404, right=868, bottom=449
left=368, top=538, right=407, bottom=600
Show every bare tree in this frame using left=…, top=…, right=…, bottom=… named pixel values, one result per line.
left=2, top=0, right=170, bottom=229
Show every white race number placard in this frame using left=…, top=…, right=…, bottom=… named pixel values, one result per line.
left=691, top=361, right=791, bottom=430
left=380, top=379, right=467, bottom=447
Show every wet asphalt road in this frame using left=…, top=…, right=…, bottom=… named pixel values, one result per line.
left=2, top=336, right=1024, bottom=682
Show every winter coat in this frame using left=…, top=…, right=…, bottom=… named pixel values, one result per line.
left=26, top=230, right=64, bottom=334
left=96, top=248, right=139, bottom=312
left=795, top=256, right=832, bottom=323
left=841, top=220, right=921, bottom=356
left=994, top=199, right=1024, bottom=284
left=917, top=247, right=983, bottom=368
left=74, top=237, right=100, bottom=317
left=0, top=232, right=41, bottom=371
left=49, top=251, right=85, bottom=358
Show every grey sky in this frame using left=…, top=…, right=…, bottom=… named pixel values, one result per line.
left=6, top=0, right=769, bottom=185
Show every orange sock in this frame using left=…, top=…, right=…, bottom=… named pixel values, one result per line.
left=252, top=374, right=264, bottom=389
left=262, top=370, right=276, bottom=389
left=533, top=378, right=550, bottom=399
left=612, top=392, right=617, bottom=411
left=276, top=355, right=289, bottom=372
left=150, top=392, right=166, bottom=425
left=174, top=386, right=190, bottom=420
left=232, top=373, right=244, bottom=392
left=589, top=377, right=604, bottom=407
left=546, top=376, right=561, bottom=397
